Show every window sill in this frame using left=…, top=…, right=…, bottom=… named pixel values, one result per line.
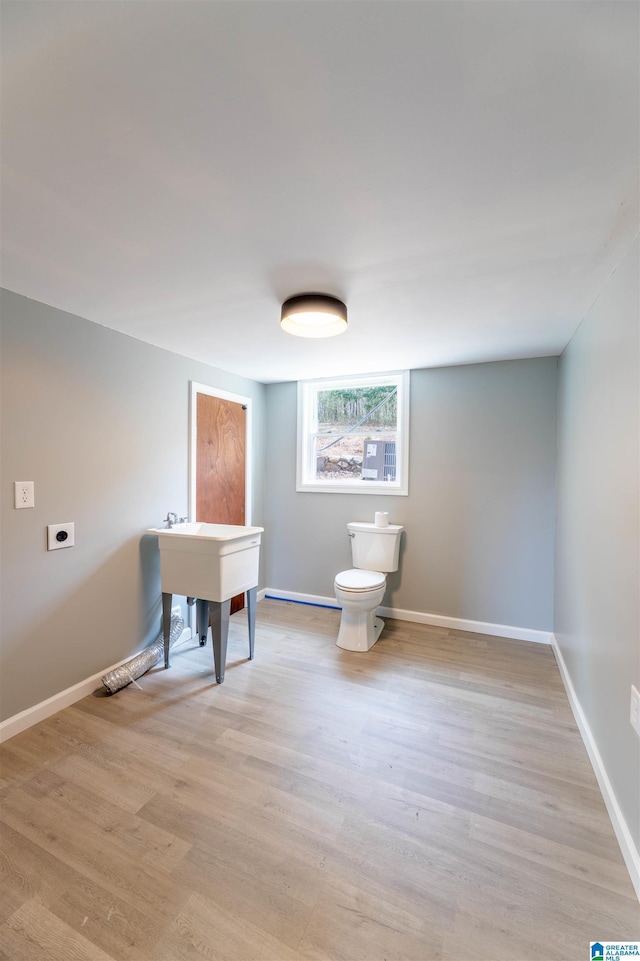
left=297, top=481, right=408, bottom=495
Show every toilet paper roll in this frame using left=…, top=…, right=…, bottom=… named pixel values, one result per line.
left=375, top=512, right=389, bottom=527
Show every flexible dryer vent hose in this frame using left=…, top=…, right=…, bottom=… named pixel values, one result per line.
left=101, top=613, right=184, bottom=694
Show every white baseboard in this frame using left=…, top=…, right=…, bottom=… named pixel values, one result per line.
left=377, top=605, right=552, bottom=644
left=265, top=588, right=340, bottom=609
left=552, top=635, right=640, bottom=902
left=264, top=588, right=552, bottom=644
left=0, top=627, right=192, bottom=744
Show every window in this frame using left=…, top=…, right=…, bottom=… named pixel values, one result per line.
left=297, top=370, right=409, bottom=494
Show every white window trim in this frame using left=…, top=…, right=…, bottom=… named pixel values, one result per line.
left=296, top=370, right=409, bottom=495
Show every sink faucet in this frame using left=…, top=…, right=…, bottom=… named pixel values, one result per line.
left=165, top=512, right=178, bottom=528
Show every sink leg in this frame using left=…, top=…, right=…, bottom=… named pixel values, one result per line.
left=196, top=599, right=209, bottom=647
left=162, top=592, right=173, bottom=668
left=211, top=599, right=231, bottom=683
left=247, top=586, right=257, bottom=660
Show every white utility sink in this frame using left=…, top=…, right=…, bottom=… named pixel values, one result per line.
left=149, top=522, right=264, bottom=602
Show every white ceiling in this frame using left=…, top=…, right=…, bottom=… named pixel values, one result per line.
left=2, top=1, right=638, bottom=384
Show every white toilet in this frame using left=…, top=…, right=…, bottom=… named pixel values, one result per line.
left=334, top=520, right=404, bottom=652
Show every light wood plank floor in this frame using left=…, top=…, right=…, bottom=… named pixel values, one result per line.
left=1, top=599, right=638, bottom=960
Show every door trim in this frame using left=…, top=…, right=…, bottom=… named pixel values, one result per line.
left=189, top=382, right=253, bottom=525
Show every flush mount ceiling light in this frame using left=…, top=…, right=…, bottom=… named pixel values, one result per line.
left=280, top=294, right=348, bottom=338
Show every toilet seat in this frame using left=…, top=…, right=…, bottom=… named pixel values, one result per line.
left=334, top=569, right=386, bottom=592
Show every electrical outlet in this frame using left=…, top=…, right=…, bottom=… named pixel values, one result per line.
left=631, top=685, right=640, bottom=737
left=47, top=522, right=74, bottom=551
left=14, top=481, right=34, bottom=509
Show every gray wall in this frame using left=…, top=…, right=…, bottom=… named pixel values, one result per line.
left=555, top=237, right=640, bottom=851
left=0, top=289, right=266, bottom=721
left=265, top=358, right=558, bottom=632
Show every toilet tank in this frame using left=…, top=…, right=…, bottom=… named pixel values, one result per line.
left=348, top=522, right=404, bottom=572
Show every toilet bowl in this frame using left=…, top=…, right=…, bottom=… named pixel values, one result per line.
left=334, top=521, right=404, bottom=652
left=335, top=569, right=387, bottom=652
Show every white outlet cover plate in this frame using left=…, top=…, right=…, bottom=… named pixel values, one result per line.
left=47, top=522, right=75, bottom=550
left=14, top=481, right=35, bottom=509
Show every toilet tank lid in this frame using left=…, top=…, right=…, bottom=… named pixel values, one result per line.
left=347, top=522, right=404, bottom=534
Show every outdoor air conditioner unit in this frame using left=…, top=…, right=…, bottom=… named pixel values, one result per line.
left=362, top=440, right=396, bottom=481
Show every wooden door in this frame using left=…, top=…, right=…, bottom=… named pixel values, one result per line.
left=196, top=392, right=246, bottom=613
